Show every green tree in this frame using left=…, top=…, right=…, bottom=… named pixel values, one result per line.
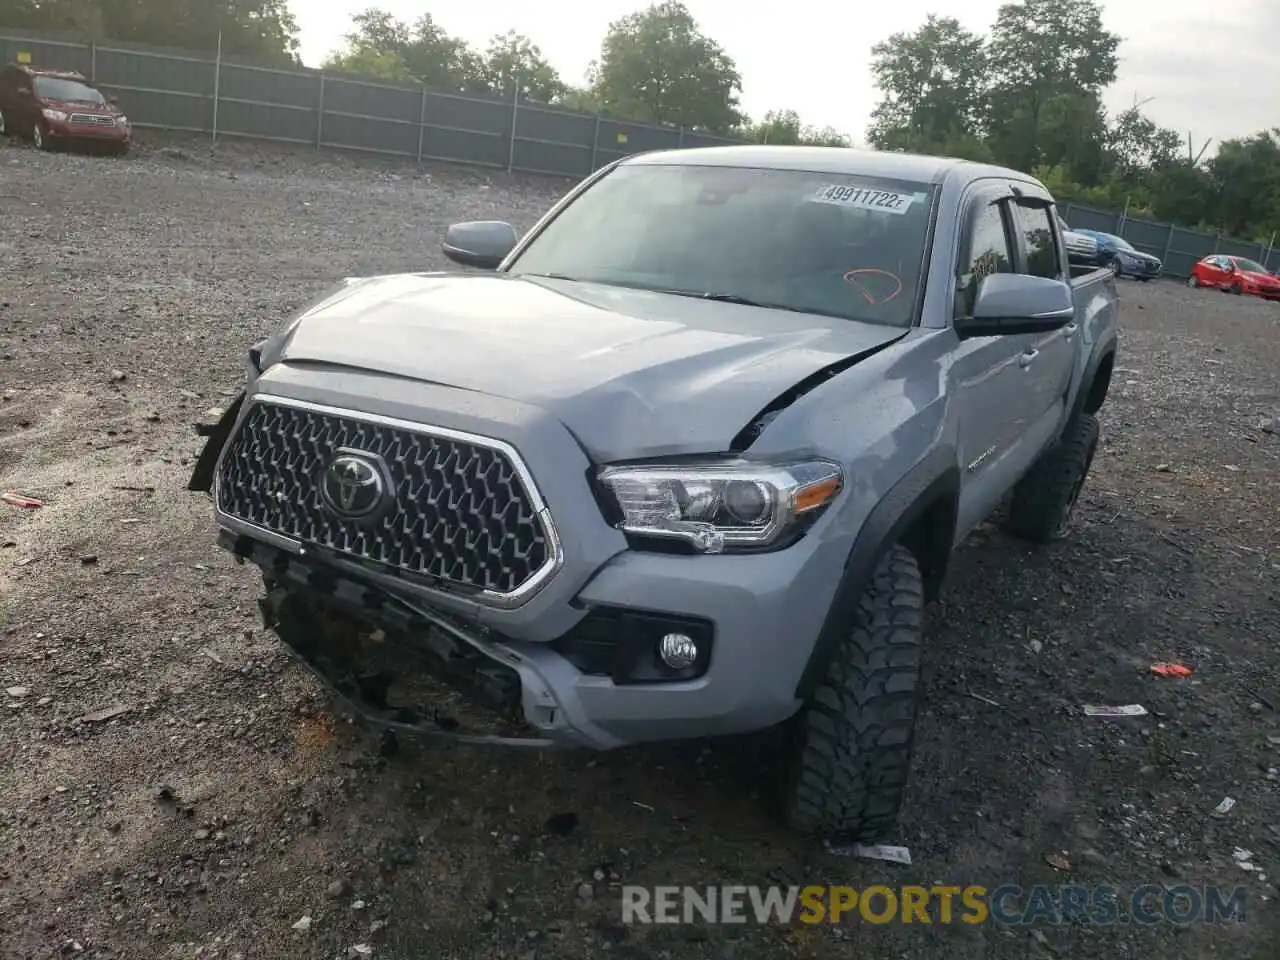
left=984, top=0, right=1119, bottom=173
left=323, top=46, right=413, bottom=82
left=331, top=8, right=485, bottom=93
left=482, top=31, right=565, bottom=102
left=1207, top=131, right=1280, bottom=238
left=591, top=1, right=746, bottom=133
left=748, top=109, right=850, bottom=147
left=867, top=15, right=988, bottom=153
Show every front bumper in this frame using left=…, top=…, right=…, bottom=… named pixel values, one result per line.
left=46, top=118, right=130, bottom=142
left=202, top=367, right=849, bottom=750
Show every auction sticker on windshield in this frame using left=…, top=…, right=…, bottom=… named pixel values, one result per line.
left=810, top=184, right=925, bottom=215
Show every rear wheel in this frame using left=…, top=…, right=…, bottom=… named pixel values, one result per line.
left=1108, top=257, right=1123, bottom=278
left=783, top=545, right=925, bottom=841
left=1004, top=413, right=1101, bottom=543
left=0, top=110, right=7, bottom=138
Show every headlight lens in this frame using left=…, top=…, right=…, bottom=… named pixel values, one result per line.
left=117, top=115, right=129, bottom=127
left=597, top=460, right=843, bottom=553
left=42, top=109, right=67, bottom=122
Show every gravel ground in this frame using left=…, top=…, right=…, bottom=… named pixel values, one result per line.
left=1, top=132, right=1279, bottom=960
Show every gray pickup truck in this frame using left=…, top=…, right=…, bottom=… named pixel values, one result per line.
left=190, top=146, right=1118, bottom=840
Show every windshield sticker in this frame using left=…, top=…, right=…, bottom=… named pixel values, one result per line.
left=810, top=185, right=924, bottom=215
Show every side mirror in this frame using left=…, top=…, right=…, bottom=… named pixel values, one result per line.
left=17, top=86, right=31, bottom=96
left=107, top=95, right=119, bottom=105
left=441, top=220, right=518, bottom=270
left=955, top=273, right=1075, bottom=338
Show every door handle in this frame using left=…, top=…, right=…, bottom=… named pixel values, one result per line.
left=1019, top=348, right=1039, bottom=368
left=1063, top=323, right=1078, bottom=339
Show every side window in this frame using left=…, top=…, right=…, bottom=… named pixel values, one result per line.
left=956, top=199, right=1014, bottom=317
left=1011, top=201, right=1062, bottom=279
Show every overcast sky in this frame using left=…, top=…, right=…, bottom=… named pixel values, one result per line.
left=294, top=0, right=1276, bottom=153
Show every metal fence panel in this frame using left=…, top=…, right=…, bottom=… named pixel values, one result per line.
left=424, top=90, right=509, bottom=136
left=513, top=104, right=593, bottom=177
left=1216, top=237, right=1268, bottom=262
left=1162, top=227, right=1216, bottom=277
left=1118, top=215, right=1167, bottom=257
left=219, top=62, right=316, bottom=110
left=1061, top=203, right=1119, bottom=234
left=3, top=28, right=1276, bottom=278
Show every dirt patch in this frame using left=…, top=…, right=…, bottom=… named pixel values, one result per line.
left=1, top=132, right=1279, bottom=960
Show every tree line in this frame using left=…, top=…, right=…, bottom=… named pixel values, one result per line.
left=2, top=0, right=299, bottom=63
left=867, top=0, right=1280, bottom=242
left=4, top=1, right=1276, bottom=241
left=319, top=2, right=850, bottom=147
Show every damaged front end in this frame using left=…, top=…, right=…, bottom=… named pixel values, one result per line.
left=235, top=532, right=560, bottom=747
left=188, top=393, right=561, bottom=747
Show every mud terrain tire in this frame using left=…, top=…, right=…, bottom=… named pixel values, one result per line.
left=784, top=544, right=924, bottom=841
left=1004, top=412, right=1101, bottom=543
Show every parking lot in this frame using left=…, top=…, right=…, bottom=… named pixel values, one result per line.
left=1, top=134, right=1278, bottom=960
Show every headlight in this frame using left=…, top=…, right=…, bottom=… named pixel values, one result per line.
left=597, top=460, right=843, bottom=554
left=42, top=109, right=67, bottom=122
left=116, top=115, right=129, bottom=127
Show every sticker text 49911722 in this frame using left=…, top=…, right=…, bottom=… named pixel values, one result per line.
left=810, top=184, right=921, bottom=215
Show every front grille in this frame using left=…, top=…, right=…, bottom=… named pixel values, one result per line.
left=70, top=114, right=116, bottom=127
left=215, top=398, right=555, bottom=599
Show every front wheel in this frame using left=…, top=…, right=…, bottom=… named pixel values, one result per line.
left=0, top=109, right=7, bottom=138
left=1004, top=413, right=1101, bottom=543
left=783, top=545, right=924, bottom=841
left=32, top=123, right=50, bottom=151
left=1188, top=275, right=1200, bottom=287
left=1230, top=282, right=1243, bottom=295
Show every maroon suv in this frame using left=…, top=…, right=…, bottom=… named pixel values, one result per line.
left=0, top=64, right=131, bottom=154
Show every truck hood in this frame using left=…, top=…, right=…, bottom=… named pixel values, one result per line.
left=274, top=272, right=906, bottom=460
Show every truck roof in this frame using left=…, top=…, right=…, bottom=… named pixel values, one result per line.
left=623, top=144, right=1039, bottom=190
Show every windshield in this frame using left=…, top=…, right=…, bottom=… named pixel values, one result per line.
left=1233, top=257, right=1267, bottom=273
left=1106, top=234, right=1135, bottom=252
left=506, top=163, right=938, bottom=328
left=33, top=76, right=105, bottom=104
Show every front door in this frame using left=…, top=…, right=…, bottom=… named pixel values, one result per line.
left=950, top=185, right=1038, bottom=539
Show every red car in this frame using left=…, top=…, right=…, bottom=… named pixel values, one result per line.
left=0, top=64, right=131, bottom=154
left=1188, top=254, right=1280, bottom=301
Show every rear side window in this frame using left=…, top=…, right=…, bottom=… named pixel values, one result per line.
left=956, top=200, right=1013, bottom=317
left=1011, top=202, right=1061, bottom=279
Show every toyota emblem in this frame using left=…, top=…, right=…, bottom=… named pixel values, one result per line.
left=320, top=452, right=386, bottom=520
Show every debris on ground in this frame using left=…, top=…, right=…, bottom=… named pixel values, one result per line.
left=1044, top=851, right=1071, bottom=871
left=1083, top=704, right=1149, bottom=717
left=1212, top=797, right=1236, bottom=817
left=1150, top=662, right=1193, bottom=677
left=823, top=842, right=912, bottom=864
left=1, top=492, right=44, bottom=508
left=290, top=916, right=312, bottom=933
left=77, top=704, right=131, bottom=724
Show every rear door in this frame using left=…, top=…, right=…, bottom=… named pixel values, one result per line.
left=1007, top=194, right=1077, bottom=424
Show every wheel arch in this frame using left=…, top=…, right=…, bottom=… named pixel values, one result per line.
left=794, top=446, right=959, bottom=700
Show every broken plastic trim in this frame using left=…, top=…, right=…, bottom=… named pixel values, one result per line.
left=729, top=335, right=909, bottom=452
left=243, top=535, right=559, bottom=748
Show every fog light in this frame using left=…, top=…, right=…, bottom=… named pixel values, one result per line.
left=659, top=632, right=699, bottom=670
